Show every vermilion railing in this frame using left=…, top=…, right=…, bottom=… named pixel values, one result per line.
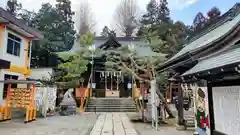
left=76, top=88, right=90, bottom=112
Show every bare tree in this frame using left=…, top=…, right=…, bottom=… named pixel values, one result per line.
left=76, top=1, right=96, bottom=35
left=114, top=0, right=140, bottom=37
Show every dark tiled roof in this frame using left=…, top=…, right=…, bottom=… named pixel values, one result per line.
left=0, top=8, right=43, bottom=39
left=94, top=36, right=141, bottom=41
left=182, top=47, right=240, bottom=76
left=165, top=3, right=240, bottom=64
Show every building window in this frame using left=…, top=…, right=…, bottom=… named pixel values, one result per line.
left=6, top=33, right=21, bottom=56
left=3, top=74, right=18, bottom=99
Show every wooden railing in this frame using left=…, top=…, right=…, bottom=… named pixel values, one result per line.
left=132, top=84, right=144, bottom=111
left=77, top=88, right=90, bottom=112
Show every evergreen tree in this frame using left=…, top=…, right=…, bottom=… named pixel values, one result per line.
left=156, top=0, right=170, bottom=24
left=140, top=0, right=158, bottom=26
left=138, top=0, right=190, bottom=58
left=193, top=12, right=207, bottom=30
left=100, top=26, right=110, bottom=37
left=6, top=0, right=22, bottom=16
left=207, top=7, right=221, bottom=20
left=55, top=0, right=76, bottom=49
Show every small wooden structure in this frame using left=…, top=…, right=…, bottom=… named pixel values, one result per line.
left=0, top=80, right=38, bottom=123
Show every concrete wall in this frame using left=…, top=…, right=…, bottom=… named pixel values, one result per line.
left=0, top=28, right=28, bottom=67
left=29, top=68, right=54, bottom=80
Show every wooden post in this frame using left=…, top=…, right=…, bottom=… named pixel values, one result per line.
left=111, top=72, right=113, bottom=91
left=117, top=72, right=119, bottom=91
left=169, top=81, right=173, bottom=103
left=105, top=71, right=107, bottom=90
left=178, top=83, right=184, bottom=125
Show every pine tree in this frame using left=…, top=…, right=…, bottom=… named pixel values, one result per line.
left=6, top=0, right=22, bottom=16
left=207, top=7, right=221, bottom=20
left=193, top=12, right=207, bottom=30
left=156, top=0, right=170, bottom=24
left=55, top=0, right=76, bottom=49
left=140, top=0, right=158, bottom=26
left=100, top=26, right=110, bottom=37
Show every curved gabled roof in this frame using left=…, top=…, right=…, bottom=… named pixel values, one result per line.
left=163, top=3, right=240, bottom=66
left=182, top=46, right=240, bottom=76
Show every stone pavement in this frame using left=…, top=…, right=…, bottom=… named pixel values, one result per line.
left=0, top=112, right=194, bottom=135
left=0, top=113, right=98, bottom=135
left=90, top=113, right=137, bottom=135
left=127, top=112, right=194, bottom=135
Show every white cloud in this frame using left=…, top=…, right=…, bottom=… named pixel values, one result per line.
left=168, top=0, right=199, bottom=10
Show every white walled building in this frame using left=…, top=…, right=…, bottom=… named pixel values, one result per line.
left=29, top=68, right=55, bottom=81
left=0, top=8, right=43, bottom=100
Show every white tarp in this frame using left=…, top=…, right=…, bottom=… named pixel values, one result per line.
left=35, top=86, right=57, bottom=117
left=212, top=86, right=240, bottom=135
left=150, top=80, right=158, bottom=130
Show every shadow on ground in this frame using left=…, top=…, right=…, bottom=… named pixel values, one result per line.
left=127, top=112, right=194, bottom=135
left=0, top=112, right=98, bottom=135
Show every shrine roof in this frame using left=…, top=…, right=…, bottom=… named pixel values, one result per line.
left=57, top=36, right=159, bottom=57
left=159, top=3, right=240, bottom=69
left=182, top=46, right=240, bottom=76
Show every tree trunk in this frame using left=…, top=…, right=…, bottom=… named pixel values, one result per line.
left=156, top=86, right=175, bottom=118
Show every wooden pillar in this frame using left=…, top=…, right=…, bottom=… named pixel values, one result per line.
left=111, top=72, right=113, bottom=91
left=178, top=83, right=184, bottom=125
left=105, top=71, right=107, bottom=90
left=169, top=81, right=173, bottom=102
left=207, top=81, right=215, bottom=135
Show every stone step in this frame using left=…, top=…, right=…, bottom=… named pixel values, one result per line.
left=86, top=106, right=136, bottom=108
left=87, top=105, right=136, bottom=107
left=85, top=109, right=137, bottom=112
left=87, top=103, right=135, bottom=105
left=86, top=98, right=136, bottom=112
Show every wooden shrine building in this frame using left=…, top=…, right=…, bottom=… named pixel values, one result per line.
left=157, top=3, right=240, bottom=135
left=58, top=35, right=157, bottom=98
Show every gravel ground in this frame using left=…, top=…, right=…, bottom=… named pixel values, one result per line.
left=127, top=112, right=194, bottom=135
left=0, top=113, right=98, bottom=135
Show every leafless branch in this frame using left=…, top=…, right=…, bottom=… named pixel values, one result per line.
left=76, top=1, right=96, bottom=35
left=114, top=0, right=140, bottom=37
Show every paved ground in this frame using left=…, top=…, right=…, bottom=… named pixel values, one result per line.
left=0, top=113, right=98, bottom=135
left=127, top=112, right=194, bottom=135
left=90, top=113, right=137, bottom=135
left=0, top=112, right=194, bottom=135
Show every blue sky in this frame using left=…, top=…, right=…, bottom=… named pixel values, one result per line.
left=170, top=0, right=239, bottom=25
left=0, top=0, right=239, bottom=34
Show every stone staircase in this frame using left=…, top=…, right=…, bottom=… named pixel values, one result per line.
left=85, top=98, right=137, bottom=112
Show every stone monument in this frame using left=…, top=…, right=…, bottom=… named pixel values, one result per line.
left=59, top=88, right=77, bottom=116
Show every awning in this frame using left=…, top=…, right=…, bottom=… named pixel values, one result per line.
left=182, top=47, right=240, bottom=76
left=0, top=59, right=10, bottom=69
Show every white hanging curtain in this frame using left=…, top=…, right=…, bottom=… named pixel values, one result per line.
left=101, top=71, right=104, bottom=78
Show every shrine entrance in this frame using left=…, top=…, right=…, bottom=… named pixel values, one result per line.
left=95, top=71, right=123, bottom=97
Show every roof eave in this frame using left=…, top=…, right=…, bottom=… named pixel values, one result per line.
left=157, top=53, right=191, bottom=72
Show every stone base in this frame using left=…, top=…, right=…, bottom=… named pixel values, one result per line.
left=106, top=90, right=119, bottom=97
left=59, top=105, right=76, bottom=116
left=193, top=131, right=199, bottom=135
left=175, top=124, right=186, bottom=130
